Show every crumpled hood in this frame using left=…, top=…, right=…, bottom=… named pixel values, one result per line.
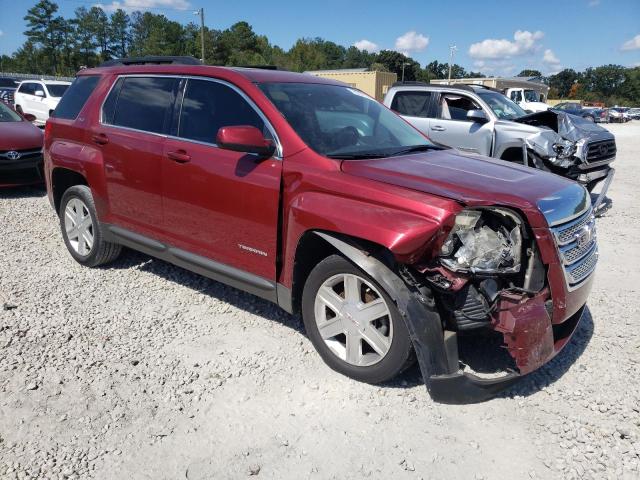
left=0, top=121, right=43, bottom=150
left=515, top=109, right=613, bottom=143
left=341, top=148, right=576, bottom=226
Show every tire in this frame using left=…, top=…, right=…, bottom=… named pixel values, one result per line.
left=302, top=254, right=414, bottom=384
left=585, top=115, right=595, bottom=122
left=59, top=185, right=122, bottom=267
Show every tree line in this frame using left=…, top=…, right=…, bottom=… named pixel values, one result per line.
left=1, top=0, right=638, bottom=105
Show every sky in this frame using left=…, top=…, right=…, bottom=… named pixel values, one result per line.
left=0, top=0, right=639, bottom=75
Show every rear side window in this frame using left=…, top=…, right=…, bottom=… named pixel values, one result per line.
left=104, top=76, right=179, bottom=134
left=391, top=91, right=433, bottom=118
left=52, top=76, right=100, bottom=120
left=178, top=79, right=265, bottom=144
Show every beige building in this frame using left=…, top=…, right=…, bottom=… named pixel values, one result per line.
left=305, top=68, right=398, bottom=101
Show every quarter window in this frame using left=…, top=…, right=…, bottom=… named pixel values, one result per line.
left=391, top=91, right=433, bottom=118
left=52, top=76, right=100, bottom=120
left=178, top=79, right=266, bottom=144
left=104, top=76, right=179, bottom=134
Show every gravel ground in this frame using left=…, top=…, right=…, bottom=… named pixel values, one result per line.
left=1, top=122, right=639, bottom=480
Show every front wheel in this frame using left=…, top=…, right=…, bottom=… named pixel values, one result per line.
left=585, top=115, right=595, bottom=122
left=302, top=255, right=414, bottom=384
left=59, top=185, right=122, bottom=267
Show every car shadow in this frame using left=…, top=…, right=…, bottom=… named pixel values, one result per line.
left=106, top=248, right=305, bottom=334
left=104, top=249, right=594, bottom=399
left=0, top=185, right=46, bottom=199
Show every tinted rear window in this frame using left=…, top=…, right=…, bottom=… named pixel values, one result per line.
left=391, top=91, right=433, bottom=118
left=105, top=77, right=179, bottom=134
left=46, top=84, right=69, bottom=97
left=52, top=76, right=100, bottom=120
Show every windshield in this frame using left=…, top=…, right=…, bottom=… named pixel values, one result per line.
left=0, top=102, right=22, bottom=122
left=477, top=91, right=528, bottom=120
left=46, top=84, right=69, bottom=97
left=258, top=82, right=435, bottom=158
left=524, top=90, right=539, bottom=102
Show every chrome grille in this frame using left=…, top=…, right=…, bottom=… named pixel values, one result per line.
left=585, top=140, right=616, bottom=163
left=551, top=208, right=598, bottom=290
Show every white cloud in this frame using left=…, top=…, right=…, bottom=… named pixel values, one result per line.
left=0, top=30, right=3, bottom=37
left=543, top=48, right=560, bottom=65
left=395, top=31, right=429, bottom=53
left=621, top=34, right=640, bottom=51
left=468, top=30, right=544, bottom=59
left=353, top=39, right=379, bottom=53
left=588, top=0, right=600, bottom=6
left=95, top=0, right=191, bottom=13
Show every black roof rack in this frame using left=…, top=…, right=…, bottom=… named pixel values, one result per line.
left=392, top=81, right=429, bottom=87
left=99, top=56, right=202, bottom=67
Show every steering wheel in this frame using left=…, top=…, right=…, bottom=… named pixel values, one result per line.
left=334, top=126, right=360, bottom=148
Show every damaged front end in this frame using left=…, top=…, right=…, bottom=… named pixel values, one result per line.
left=514, top=110, right=615, bottom=215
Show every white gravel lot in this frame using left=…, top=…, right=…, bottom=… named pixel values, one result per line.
left=1, top=122, right=639, bottom=480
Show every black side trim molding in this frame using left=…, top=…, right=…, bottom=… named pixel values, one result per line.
left=104, top=224, right=278, bottom=303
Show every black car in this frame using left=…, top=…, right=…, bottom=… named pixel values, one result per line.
left=0, top=77, right=19, bottom=105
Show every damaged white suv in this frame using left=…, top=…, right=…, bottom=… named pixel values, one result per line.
left=384, top=83, right=615, bottom=215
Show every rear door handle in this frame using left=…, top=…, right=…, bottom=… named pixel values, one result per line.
left=431, top=125, right=446, bottom=132
left=167, top=150, right=191, bottom=163
left=92, top=133, right=109, bottom=145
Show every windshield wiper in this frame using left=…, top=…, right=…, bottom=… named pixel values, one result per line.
left=387, top=144, right=439, bottom=157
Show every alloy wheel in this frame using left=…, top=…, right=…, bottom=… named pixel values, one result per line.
left=64, top=198, right=94, bottom=256
left=314, top=273, right=393, bottom=367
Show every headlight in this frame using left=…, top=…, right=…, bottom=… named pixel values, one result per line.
left=440, top=208, right=522, bottom=273
left=552, top=140, right=576, bottom=159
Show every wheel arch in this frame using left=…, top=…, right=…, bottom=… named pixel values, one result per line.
left=51, top=167, right=88, bottom=213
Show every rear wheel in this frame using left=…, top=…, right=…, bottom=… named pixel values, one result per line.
left=585, top=115, right=595, bottom=122
left=60, top=185, right=121, bottom=267
left=302, top=255, right=414, bottom=384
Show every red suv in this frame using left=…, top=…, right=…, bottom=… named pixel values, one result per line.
left=44, top=57, right=597, bottom=403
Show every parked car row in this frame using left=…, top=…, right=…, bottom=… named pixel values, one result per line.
left=0, top=77, right=72, bottom=125
left=18, top=56, right=602, bottom=404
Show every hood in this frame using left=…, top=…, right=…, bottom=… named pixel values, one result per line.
left=0, top=121, right=43, bottom=151
left=515, top=109, right=613, bottom=143
left=340, top=148, right=576, bottom=226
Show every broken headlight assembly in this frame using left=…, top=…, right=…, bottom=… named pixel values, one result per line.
left=549, top=139, right=578, bottom=167
left=439, top=208, right=523, bottom=274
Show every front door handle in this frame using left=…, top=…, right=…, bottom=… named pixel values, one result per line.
left=92, top=133, right=109, bottom=145
left=431, top=125, right=446, bottom=132
left=167, top=150, right=191, bottom=163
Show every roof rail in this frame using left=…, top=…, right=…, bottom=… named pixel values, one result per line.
left=99, top=56, right=202, bottom=67
left=391, top=81, right=429, bottom=87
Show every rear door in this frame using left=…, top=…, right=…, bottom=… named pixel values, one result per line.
left=390, top=90, right=435, bottom=137
left=97, top=75, right=180, bottom=237
left=428, top=92, right=493, bottom=156
left=160, top=77, right=282, bottom=280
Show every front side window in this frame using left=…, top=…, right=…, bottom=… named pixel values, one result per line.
left=19, top=83, right=36, bottom=95
left=178, top=79, right=266, bottom=144
left=104, top=76, right=179, bottom=134
left=0, top=102, right=22, bottom=122
left=46, top=84, right=69, bottom=98
left=391, top=91, right=433, bottom=118
left=476, top=91, right=527, bottom=120
left=523, top=90, right=539, bottom=102
left=439, top=94, right=481, bottom=121
left=510, top=90, right=523, bottom=103
left=52, top=76, right=99, bottom=120
left=259, top=82, right=433, bottom=159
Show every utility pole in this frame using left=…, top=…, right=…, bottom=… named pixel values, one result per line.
left=194, top=8, right=205, bottom=63
left=447, top=45, right=457, bottom=84
left=401, top=62, right=410, bottom=82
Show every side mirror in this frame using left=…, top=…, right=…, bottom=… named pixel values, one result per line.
left=23, top=113, right=36, bottom=122
left=34, top=90, right=46, bottom=98
left=216, top=126, right=276, bottom=158
left=466, top=109, right=488, bottom=123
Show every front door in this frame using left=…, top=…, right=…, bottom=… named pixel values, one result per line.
left=97, top=75, right=181, bottom=237
left=161, top=78, right=282, bottom=280
left=428, top=92, right=493, bottom=156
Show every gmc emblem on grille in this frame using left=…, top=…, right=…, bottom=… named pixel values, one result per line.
left=6, top=151, right=21, bottom=160
left=575, top=223, right=594, bottom=248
